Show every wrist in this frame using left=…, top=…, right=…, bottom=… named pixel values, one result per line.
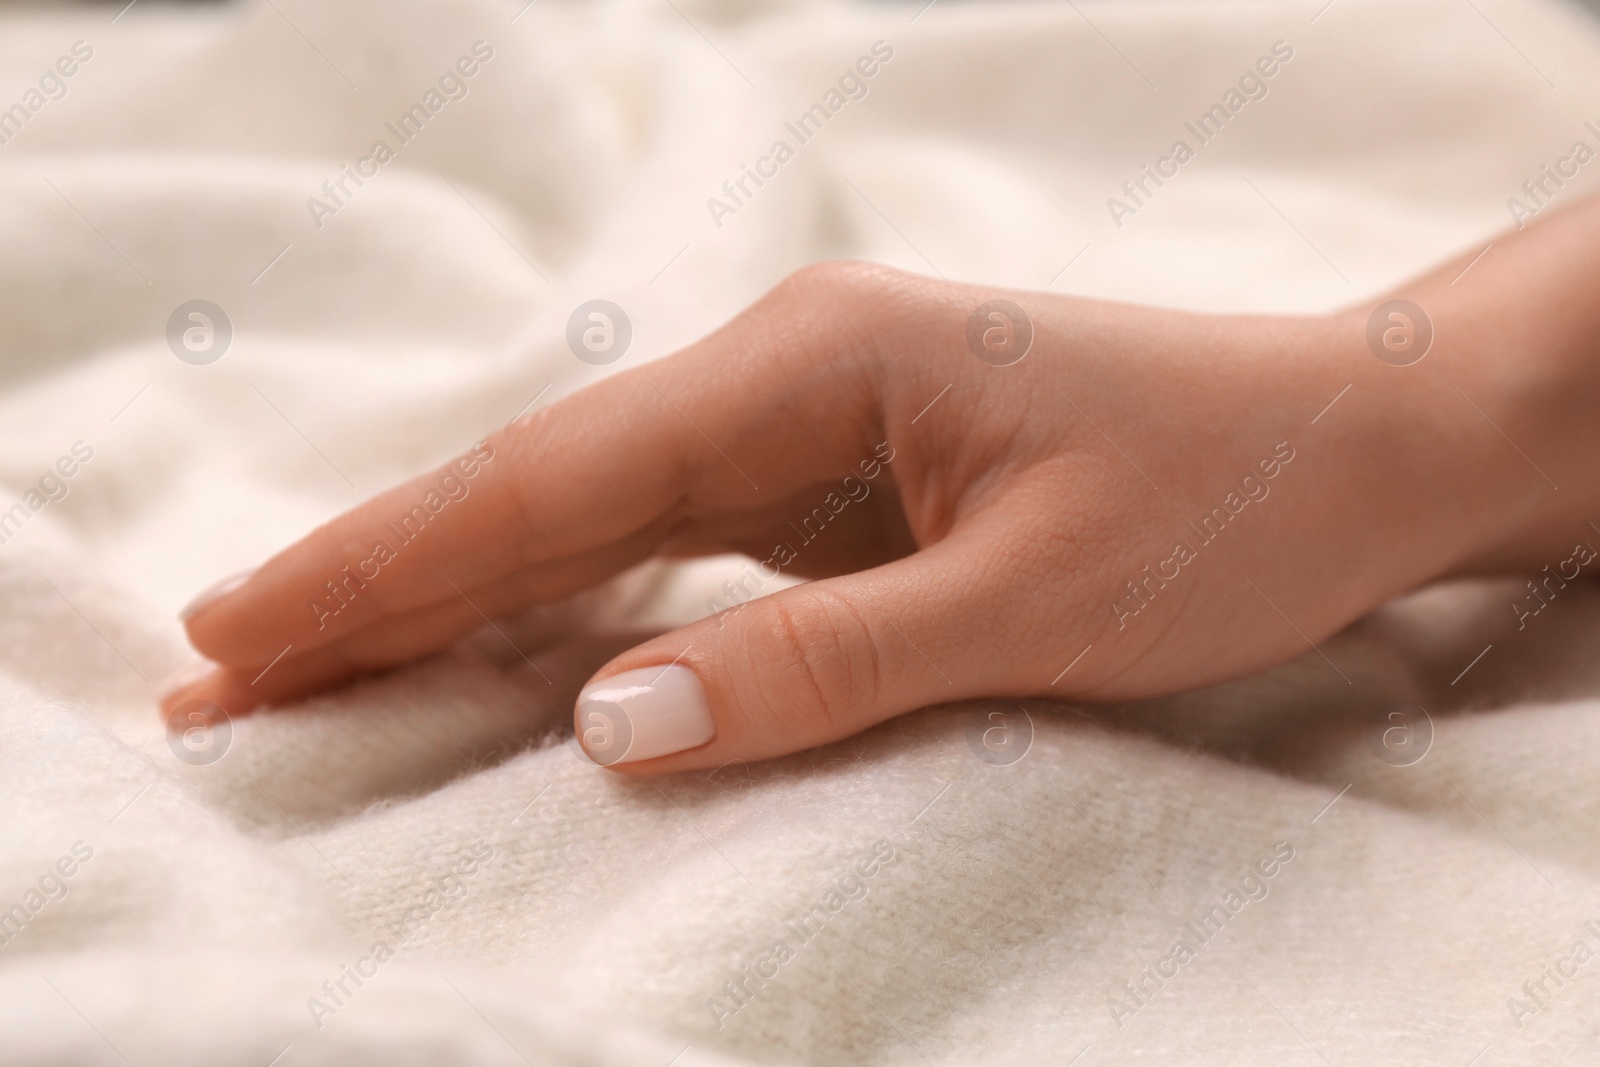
left=1316, top=279, right=1600, bottom=582
left=1245, top=312, right=1498, bottom=611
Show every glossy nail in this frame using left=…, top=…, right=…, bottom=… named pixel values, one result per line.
left=575, top=664, right=715, bottom=766
left=179, top=568, right=255, bottom=621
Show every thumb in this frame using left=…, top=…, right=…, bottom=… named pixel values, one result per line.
left=573, top=531, right=1013, bottom=773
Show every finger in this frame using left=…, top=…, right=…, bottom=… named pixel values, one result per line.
left=570, top=507, right=1054, bottom=773
left=162, top=593, right=517, bottom=722
left=184, top=264, right=898, bottom=669
left=163, top=478, right=907, bottom=720
left=163, top=630, right=651, bottom=732
left=166, top=491, right=902, bottom=721
left=161, top=529, right=666, bottom=717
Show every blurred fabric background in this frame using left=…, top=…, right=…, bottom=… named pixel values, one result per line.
left=4, top=1, right=1600, bottom=1064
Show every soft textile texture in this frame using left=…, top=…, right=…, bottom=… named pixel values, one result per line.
left=3, top=0, right=1600, bottom=1063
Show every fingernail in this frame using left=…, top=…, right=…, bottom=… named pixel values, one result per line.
left=575, top=664, right=715, bottom=766
left=156, top=662, right=216, bottom=703
left=179, top=568, right=255, bottom=621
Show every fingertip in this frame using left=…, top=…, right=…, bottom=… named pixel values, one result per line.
left=156, top=661, right=216, bottom=705
left=177, top=567, right=257, bottom=623
left=157, top=664, right=257, bottom=724
left=163, top=698, right=223, bottom=733
left=573, top=664, right=717, bottom=769
left=179, top=566, right=274, bottom=667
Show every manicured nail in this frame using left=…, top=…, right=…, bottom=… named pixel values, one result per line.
left=179, top=568, right=255, bottom=621
left=156, top=662, right=216, bottom=704
left=575, top=664, right=715, bottom=766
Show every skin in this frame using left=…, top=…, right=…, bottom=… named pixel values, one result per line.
left=165, top=195, right=1600, bottom=775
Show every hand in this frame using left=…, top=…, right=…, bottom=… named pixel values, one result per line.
left=161, top=225, right=1600, bottom=773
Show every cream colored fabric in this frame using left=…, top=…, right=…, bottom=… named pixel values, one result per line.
left=3, top=0, right=1600, bottom=1062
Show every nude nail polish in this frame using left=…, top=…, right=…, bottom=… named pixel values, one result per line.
left=575, top=665, right=715, bottom=766
left=178, top=568, right=255, bottom=621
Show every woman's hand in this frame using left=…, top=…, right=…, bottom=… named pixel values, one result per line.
left=161, top=210, right=1600, bottom=773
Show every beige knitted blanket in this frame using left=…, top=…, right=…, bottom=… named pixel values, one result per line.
left=2, top=0, right=1600, bottom=1062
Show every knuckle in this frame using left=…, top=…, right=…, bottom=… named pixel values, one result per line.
left=768, top=261, right=916, bottom=337
left=781, top=259, right=905, bottom=300
left=760, top=261, right=927, bottom=387
left=744, top=588, right=880, bottom=741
